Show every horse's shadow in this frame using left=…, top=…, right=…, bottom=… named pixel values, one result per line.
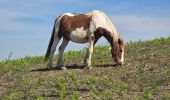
left=31, top=64, right=118, bottom=72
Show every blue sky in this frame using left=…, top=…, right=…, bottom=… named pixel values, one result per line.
left=0, top=0, right=170, bottom=60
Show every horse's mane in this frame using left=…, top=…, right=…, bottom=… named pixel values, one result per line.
left=86, top=10, right=119, bottom=42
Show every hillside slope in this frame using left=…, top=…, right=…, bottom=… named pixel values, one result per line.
left=0, top=37, right=170, bottom=99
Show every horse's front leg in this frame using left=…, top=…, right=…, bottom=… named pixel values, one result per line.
left=84, top=35, right=94, bottom=68
left=57, top=38, right=69, bottom=70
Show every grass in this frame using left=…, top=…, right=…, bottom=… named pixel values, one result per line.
left=0, top=36, right=170, bottom=99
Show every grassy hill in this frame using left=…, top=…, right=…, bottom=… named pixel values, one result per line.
left=0, top=37, right=170, bottom=100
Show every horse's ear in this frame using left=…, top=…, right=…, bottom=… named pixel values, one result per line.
left=118, top=38, right=125, bottom=48
left=118, top=38, right=123, bottom=45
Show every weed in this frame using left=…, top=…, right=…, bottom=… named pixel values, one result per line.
left=91, top=86, right=100, bottom=100
left=49, top=77, right=55, bottom=84
left=71, top=91, right=79, bottom=100
left=35, top=76, right=45, bottom=87
left=67, top=72, right=79, bottom=90
left=143, top=88, right=152, bottom=100
left=99, top=75, right=109, bottom=85
left=85, top=75, right=97, bottom=85
left=119, top=82, right=129, bottom=91
left=101, top=90, right=112, bottom=100
left=135, top=95, right=143, bottom=100
left=50, top=76, right=67, bottom=99
left=22, top=77, right=31, bottom=99
left=56, top=77, right=67, bottom=100
left=37, top=96, right=44, bottom=100
left=7, top=52, right=13, bottom=60
left=7, top=92, right=19, bottom=100
left=161, top=93, right=170, bottom=100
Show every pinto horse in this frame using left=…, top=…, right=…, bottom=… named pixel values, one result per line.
left=45, top=10, right=125, bottom=70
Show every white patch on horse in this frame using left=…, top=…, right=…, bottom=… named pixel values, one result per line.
left=121, top=49, right=124, bottom=65
left=63, top=13, right=75, bottom=16
left=70, top=27, right=88, bottom=43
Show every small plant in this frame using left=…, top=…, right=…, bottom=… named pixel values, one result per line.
left=71, top=91, right=79, bottom=100
left=22, top=77, right=31, bottom=99
left=161, top=93, right=170, bottom=100
left=37, top=96, right=44, bottom=100
left=50, top=77, right=57, bottom=87
left=119, top=82, right=129, bottom=91
left=56, top=77, right=68, bottom=100
left=8, top=52, right=13, bottom=60
left=86, top=75, right=97, bottom=85
left=135, top=95, right=143, bottom=100
left=143, top=88, right=152, bottom=100
left=35, top=76, right=45, bottom=87
left=7, top=92, right=19, bottom=100
left=100, top=75, right=109, bottom=85
left=91, top=86, right=100, bottom=100
left=101, top=90, right=112, bottom=100
left=67, top=72, right=79, bottom=90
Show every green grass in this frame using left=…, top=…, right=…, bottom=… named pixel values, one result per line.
left=0, top=36, right=170, bottom=99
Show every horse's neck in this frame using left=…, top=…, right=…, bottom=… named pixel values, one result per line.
left=102, top=32, right=112, bottom=46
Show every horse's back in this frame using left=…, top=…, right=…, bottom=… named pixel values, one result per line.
left=60, top=14, right=91, bottom=32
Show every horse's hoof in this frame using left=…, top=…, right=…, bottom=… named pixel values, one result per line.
left=84, top=66, right=92, bottom=70
left=48, top=66, right=54, bottom=70
left=115, top=63, right=122, bottom=66
left=57, top=67, right=67, bottom=70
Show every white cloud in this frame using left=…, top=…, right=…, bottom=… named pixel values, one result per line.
left=110, top=15, right=170, bottom=34
left=0, top=0, right=86, bottom=38
left=0, top=8, right=50, bottom=39
left=109, top=15, right=170, bottom=41
left=0, top=10, right=27, bottom=31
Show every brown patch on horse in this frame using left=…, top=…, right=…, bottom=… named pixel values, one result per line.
left=93, top=27, right=114, bottom=45
left=59, top=14, right=92, bottom=40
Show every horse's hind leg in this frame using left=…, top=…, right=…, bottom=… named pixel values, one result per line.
left=57, top=37, right=69, bottom=70
left=48, top=36, right=61, bottom=70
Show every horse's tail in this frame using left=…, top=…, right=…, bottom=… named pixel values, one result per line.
left=44, top=16, right=61, bottom=62
left=44, top=26, right=55, bottom=62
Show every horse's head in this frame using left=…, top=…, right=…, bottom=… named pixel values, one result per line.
left=110, top=37, right=125, bottom=66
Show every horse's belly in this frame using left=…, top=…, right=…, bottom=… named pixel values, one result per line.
left=70, top=27, right=89, bottom=43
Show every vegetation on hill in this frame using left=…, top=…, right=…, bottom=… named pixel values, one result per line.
left=0, top=36, right=170, bottom=100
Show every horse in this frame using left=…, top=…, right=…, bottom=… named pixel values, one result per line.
left=45, top=10, right=125, bottom=70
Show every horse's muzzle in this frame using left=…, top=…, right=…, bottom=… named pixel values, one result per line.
left=116, top=62, right=123, bottom=66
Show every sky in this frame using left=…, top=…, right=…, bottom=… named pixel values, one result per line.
left=0, top=0, right=170, bottom=60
